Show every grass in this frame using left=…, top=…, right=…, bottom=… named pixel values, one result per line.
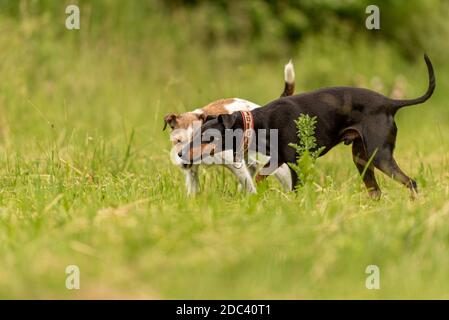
left=0, top=11, right=449, bottom=299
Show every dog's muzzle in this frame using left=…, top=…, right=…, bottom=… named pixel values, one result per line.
left=178, top=150, right=193, bottom=164
left=178, top=143, right=216, bottom=165
left=170, top=144, right=193, bottom=169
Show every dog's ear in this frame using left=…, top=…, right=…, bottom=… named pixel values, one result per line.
left=198, top=113, right=218, bottom=123
left=163, top=113, right=177, bottom=131
left=218, top=113, right=237, bottom=129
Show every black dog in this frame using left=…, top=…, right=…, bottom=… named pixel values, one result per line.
left=181, top=55, right=435, bottom=197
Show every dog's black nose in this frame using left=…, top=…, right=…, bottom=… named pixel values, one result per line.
left=178, top=150, right=192, bottom=164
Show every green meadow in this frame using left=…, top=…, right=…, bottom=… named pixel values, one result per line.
left=0, top=1, right=448, bottom=299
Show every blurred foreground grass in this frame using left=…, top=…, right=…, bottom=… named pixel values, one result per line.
left=0, top=2, right=448, bottom=298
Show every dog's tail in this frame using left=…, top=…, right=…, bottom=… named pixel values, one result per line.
left=389, top=54, right=435, bottom=111
left=280, top=59, right=295, bottom=97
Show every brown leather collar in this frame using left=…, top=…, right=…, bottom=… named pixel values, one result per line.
left=239, top=111, right=254, bottom=154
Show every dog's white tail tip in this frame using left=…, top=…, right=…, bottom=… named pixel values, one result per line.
left=284, top=59, right=295, bottom=84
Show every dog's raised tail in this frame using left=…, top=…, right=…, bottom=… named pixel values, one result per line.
left=281, top=59, right=295, bottom=97
left=389, top=54, right=435, bottom=111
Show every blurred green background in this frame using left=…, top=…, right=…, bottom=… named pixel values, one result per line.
left=0, top=0, right=448, bottom=299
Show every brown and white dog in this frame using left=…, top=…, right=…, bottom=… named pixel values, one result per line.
left=163, top=61, right=295, bottom=195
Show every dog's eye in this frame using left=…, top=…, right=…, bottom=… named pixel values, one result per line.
left=173, top=138, right=183, bottom=145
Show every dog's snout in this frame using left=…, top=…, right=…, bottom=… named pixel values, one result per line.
left=178, top=148, right=193, bottom=165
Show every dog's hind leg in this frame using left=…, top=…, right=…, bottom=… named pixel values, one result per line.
left=185, top=166, right=200, bottom=195
left=373, top=152, right=418, bottom=198
left=352, top=139, right=381, bottom=199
